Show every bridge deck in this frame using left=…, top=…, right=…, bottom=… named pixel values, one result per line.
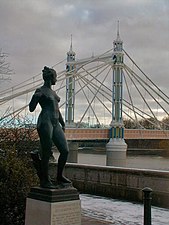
left=65, top=128, right=169, bottom=140
left=1, top=128, right=169, bottom=141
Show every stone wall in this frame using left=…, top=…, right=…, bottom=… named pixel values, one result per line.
left=49, top=163, right=169, bottom=208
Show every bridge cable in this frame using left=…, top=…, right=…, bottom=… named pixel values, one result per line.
left=77, top=79, right=101, bottom=126
left=0, top=69, right=67, bottom=105
left=78, top=69, right=150, bottom=129
left=80, top=65, right=112, bottom=101
left=80, top=65, right=112, bottom=99
left=124, top=64, right=169, bottom=117
left=124, top=63, right=169, bottom=106
left=67, top=48, right=113, bottom=69
left=80, top=68, right=112, bottom=108
left=59, top=63, right=109, bottom=108
left=124, top=66, right=162, bottom=129
left=1, top=48, right=113, bottom=108
left=123, top=48, right=169, bottom=101
left=0, top=58, right=66, bottom=95
left=76, top=67, right=111, bottom=126
left=54, top=62, right=107, bottom=94
left=77, top=68, right=111, bottom=125
left=122, top=101, right=161, bottom=129
left=1, top=63, right=108, bottom=120
left=123, top=70, right=140, bottom=127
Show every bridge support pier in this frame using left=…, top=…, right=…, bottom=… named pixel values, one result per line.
left=106, top=138, right=127, bottom=167
left=67, top=141, right=78, bottom=163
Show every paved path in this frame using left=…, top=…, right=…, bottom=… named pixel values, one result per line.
left=80, top=194, right=169, bottom=225
left=82, top=215, right=113, bottom=225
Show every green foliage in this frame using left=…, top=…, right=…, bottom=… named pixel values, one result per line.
left=0, top=148, right=38, bottom=225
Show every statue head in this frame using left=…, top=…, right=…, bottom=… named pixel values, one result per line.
left=42, top=66, right=57, bottom=85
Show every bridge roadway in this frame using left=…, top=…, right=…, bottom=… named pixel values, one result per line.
left=65, top=128, right=169, bottom=140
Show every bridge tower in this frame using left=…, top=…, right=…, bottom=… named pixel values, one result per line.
left=65, top=36, right=79, bottom=163
left=106, top=22, right=127, bottom=166
left=65, top=35, right=76, bottom=127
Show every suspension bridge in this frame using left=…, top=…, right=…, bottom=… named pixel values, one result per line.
left=1, top=27, right=169, bottom=143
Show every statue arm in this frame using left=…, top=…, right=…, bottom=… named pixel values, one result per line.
left=29, top=89, right=42, bottom=112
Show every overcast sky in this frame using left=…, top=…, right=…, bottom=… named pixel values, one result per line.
left=0, top=0, right=169, bottom=124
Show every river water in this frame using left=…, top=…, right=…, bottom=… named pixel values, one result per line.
left=78, top=152, right=169, bottom=171
left=54, top=148, right=169, bottom=171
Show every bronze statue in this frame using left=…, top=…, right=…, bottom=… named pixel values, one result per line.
left=29, top=66, right=71, bottom=188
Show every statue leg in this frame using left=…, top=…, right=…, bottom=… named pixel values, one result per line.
left=30, top=150, right=42, bottom=180
left=38, top=123, right=56, bottom=188
left=53, top=123, right=71, bottom=183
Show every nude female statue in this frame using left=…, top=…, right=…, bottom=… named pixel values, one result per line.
left=29, top=66, right=71, bottom=188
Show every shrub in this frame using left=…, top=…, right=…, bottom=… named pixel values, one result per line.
left=0, top=148, right=38, bottom=225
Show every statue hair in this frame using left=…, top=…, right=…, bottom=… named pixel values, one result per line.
left=42, top=66, right=56, bottom=81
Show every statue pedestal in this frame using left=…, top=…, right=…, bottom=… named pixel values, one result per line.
left=25, top=187, right=81, bottom=225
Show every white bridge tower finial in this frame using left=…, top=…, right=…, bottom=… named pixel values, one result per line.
left=65, top=35, right=76, bottom=127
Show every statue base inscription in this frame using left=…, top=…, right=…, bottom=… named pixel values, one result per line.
left=25, top=187, right=81, bottom=225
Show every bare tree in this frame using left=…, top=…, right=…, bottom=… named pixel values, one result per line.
left=0, top=49, right=13, bottom=82
left=161, top=116, right=169, bottom=130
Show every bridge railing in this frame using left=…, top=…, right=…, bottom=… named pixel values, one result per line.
left=124, top=129, right=169, bottom=140
left=1, top=127, right=169, bottom=141
left=65, top=128, right=109, bottom=140
left=65, top=128, right=169, bottom=140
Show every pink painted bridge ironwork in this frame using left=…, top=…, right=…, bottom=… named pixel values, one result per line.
left=1, top=128, right=169, bottom=141
left=65, top=128, right=169, bottom=141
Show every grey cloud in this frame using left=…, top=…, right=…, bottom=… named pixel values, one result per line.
left=0, top=0, right=169, bottom=123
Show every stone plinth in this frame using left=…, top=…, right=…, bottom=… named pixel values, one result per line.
left=25, top=187, right=81, bottom=225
